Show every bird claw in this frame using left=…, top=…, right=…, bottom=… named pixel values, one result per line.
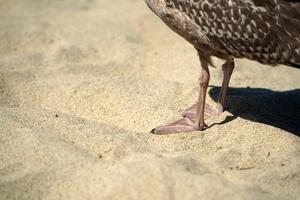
left=182, top=103, right=223, bottom=121
left=150, top=103, right=223, bottom=134
left=150, top=117, right=198, bottom=135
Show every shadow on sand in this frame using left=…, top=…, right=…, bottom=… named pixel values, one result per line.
left=208, top=86, right=300, bottom=137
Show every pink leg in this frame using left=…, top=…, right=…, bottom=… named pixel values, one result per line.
left=215, top=60, right=235, bottom=113
left=194, top=55, right=210, bottom=130
left=151, top=54, right=211, bottom=134
left=182, top=60, right=234, bottom=119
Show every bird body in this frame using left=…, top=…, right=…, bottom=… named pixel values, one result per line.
left=146, top=0, right=300, bottom=66
left=146, top=0, right=300, bottom=134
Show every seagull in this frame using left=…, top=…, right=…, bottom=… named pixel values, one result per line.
left=146, top=0, right=300, bottom=134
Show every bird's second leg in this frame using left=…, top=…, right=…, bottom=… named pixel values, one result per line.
left=151, top=55, right=210, bottom=134
left=216, top=59, right=235, bottom=113
left=182, top=59, right=235, bottom=120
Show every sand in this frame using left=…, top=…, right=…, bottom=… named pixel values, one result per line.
left=0, top=0, right=300, bottom=199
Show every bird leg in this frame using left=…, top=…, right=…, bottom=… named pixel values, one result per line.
left=150, top=54, right=211, bottom=134
left=182, top=59, right=235, bottom=120
left=216, top=59, right=235, bottom=113
left=194, top=55, right=210, bottom=130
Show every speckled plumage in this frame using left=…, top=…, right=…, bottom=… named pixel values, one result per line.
left=146, top=0, right=300, bottom=65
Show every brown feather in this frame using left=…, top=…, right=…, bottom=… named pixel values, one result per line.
left=146, top=0, right=300, bottom=66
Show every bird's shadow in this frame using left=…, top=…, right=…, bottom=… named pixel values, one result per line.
left=208, top=86, right=300, bottom=136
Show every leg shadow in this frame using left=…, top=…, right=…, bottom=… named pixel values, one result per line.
left=208, top=86, right=300, bottom=137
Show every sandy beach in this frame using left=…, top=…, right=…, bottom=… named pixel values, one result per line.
left=0, top=0, right=300, bottom=199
